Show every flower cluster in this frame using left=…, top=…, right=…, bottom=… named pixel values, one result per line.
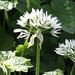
left=43, top=69, right=63, bottom=75
left=55, top=39, right=75, bottom=62
left=14, top=8, right=61, bottom=48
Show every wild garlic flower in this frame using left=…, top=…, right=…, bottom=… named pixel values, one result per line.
left=55, top=39, right=75, bottom=62
left=14, top=29, right=30, bottom=39
left=14, top=8, right=61, bottom=48
left=43, top=69, right=63, bottom=75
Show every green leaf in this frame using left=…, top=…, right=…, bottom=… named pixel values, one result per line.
left=16, top=0, right=27, bottom=12
left=16, top=44, right=25, bottom=53
left=0, top=51, right=33, bottom=74
left=5, top=56, right=33, bottom=72
left=41, top=4, right=52, bottom=14
left=51, top=0, right=75, bottom=34
left=0, top=28, right=14, bottom=50
left=30, top=0, right=41, bottom=7
left=56, top=56, right=65, bottom=71
left=42, top=69, right=64, bottom=75
left=0, top=0, right=18, bottom=11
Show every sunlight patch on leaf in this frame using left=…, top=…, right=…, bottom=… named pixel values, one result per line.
left=42, top=69, right=63, bottom=75
left=0, top=0, right=18, bottom=11
left=0, top=51, right=33, bottom=74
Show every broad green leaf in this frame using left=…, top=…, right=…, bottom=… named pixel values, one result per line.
left=41, top=4, right=52, bottom=14
left=51, top=0, right=75, bottom=34
left=0, top=0, right=18, bottom=11
left=16, top=0, right=27, bottom=12
left=4, top=56, right=33, bottom=72
left=0, top=51, right=33, bottom=74
left=56, top=56, right=65, bottom=71
left=29, top=34, right=57, bottom=73
left=42, top=69, right=63, bottom=75
left=0, top=28, right=14, bottom=50
left=30, top=0, right=41, bottom=7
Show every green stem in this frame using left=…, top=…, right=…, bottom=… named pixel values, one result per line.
left=70, top=63, right=75, bottom=75
left=19, top=39, right=28, bottom=75
left=21, top=38, right=29, bottom=57
left=8, top=70, right=11, bottom=75
left=36, top=38, right=40, bottom=75
left=19, top=72, right=21, bottom=75
left=14, top=72, right=16, bottom=75
left=27, top=0, right=30, bottom=12
left=4, top=10, right=12, bottom=34
left=21, top=25, right=33, bottom=56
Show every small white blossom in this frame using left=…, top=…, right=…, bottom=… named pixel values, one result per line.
left=8, top=2, right=13, bottom=10
left=13, top=29, right=30, bottom=39
left=51, top=29, right=61, bottom=37
left=55, top=39, right=75, bottom=62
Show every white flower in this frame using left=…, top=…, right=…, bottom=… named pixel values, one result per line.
left=51, top=29, right=61, bottom=37
left=17, top=12, right=29, bottom=27
left=55, top=39, right=75, bottom=62
left=16, top=8, right=61, bottom=37
left=43, top=69, right=63, bottom=75
left=14, top=8, right=61, bottom=48
left=13, top=29, right=30, bottom=39
left=8, top=2, right=13, bottom=10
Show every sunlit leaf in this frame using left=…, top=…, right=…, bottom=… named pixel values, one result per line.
left=42, top=69, right=64, bottom=75
left=0, top=51, right=33, bottom=74
left=0, top=0, right=18, bottom=11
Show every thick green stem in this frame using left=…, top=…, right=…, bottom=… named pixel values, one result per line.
left=36, top=38, right=40, bottom=75
left=70, top=63, right=75, bottom=75
left=8, top=70, right=11, bottom=75
left=27, top=0, right=30, bottom=12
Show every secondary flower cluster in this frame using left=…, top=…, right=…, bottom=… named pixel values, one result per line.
left=14, top=8, right=61, bottom=48
left=55, top=39, right=75, bottom=62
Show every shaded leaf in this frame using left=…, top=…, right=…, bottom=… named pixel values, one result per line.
left=30, top=0, right=41, bottom=7
left=56, top=56, right=65, bottom=71
left=51, top=0, right=75, bottom=34
left=0, top=28, right=14, bottom=50
left=16, top=0, right=27, bottom=12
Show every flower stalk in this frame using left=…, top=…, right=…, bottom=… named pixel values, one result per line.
left=4, top=10, right=12, bottom=34
left=36, top=38, right=40, bottom=75
left=70, top=63, right=75, bottom=75
left=27, top=0, right=30, bottom=12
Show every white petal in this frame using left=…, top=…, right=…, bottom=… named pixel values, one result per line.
left=28, top=34, right=37, bottom=48
left=13, top=29, right=22, bottom=33
left=37, top=29, right=43, bottom=49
